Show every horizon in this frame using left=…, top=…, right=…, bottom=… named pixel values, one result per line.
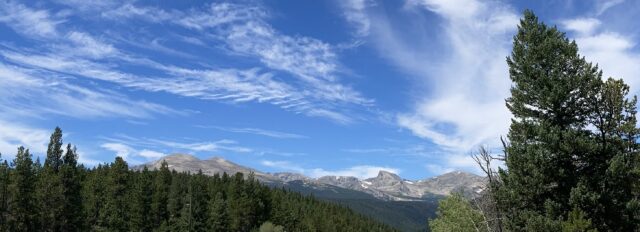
left=136, top=152, right=477, bottom=180
left=2, top=0, right=640, bottom=180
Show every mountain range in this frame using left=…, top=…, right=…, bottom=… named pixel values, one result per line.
left=134, top=154, right=487, bottom=231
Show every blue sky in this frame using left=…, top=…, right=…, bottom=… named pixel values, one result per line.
left=1, top=0, right=639, bottom=180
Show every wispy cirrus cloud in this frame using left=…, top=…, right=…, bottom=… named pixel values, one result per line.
left=198, top=125, right=307, bottom=139
left=338, top=0, right=374, bottom=37
left=0, top=1, right=372, bottom=124
left=104, top=2, right=372, bottom=118
left=0, top=62, right=177, bottom=120
left=382, top=0, right=517, bottom=152
left=101, top=134, right=253, bottom=160
left=334, top=0, right=517, bottom=173
left=595, top=0, right=625, bottom=16
left=0, top=1, right=63, bottom=37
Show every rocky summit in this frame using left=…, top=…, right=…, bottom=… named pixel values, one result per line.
left=135, top=154, right=487, bottom=201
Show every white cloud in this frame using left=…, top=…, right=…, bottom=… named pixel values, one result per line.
left=561, top=18, right=601, bottom=35
left=138, top=149, right=165, bottom=159
left=0, top=119, right=51, bottom=159
left=100, top=142, right=166, bottom=164
left=261, top=160, right=306, bottom=173
left=595, top=0, right=625, bottom=15
left=0, top=1, right=374, bottom=124
left=65, top=31, right=116, bottom=58
left=338, top=0, right=373, bottom=37
left=561, top=17, right=640, bottom=95
left=0, top=1, right=62, bottom=37
left=101, top=2, right=373, bottom=122
left=100, top=143, right=134, bottom=160
left=101, top=3, right=174, bottom=22
left=366, top=0, right=517, bottom=153
left=101, top=135, right=253, bottom=158
left=425, top=164, right=455, bottom=175
left=408, top=0, right=482, bottom=20
left=150, top=139, right=253, bottom=153
left=327, top=0, right=520, bottom=172
left=200, top=126, right=307, bottom=139
left=580, top=34, right=640, bottom=93
left=217, top=16, right=371, bottom=106
left=308, top=165, right=400, bottom=179
left=177, top=3, right=267, bottom=30
left=343, top=144, right=443, bottom=157
left=0, top=63, right=177, bottom=119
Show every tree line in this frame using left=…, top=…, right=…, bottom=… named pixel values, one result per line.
left=0, top=128, right=395, bottom=232
left=429, top=10, right=640, bottom=232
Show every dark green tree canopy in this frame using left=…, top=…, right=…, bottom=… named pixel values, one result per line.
left=497, top=10, right=640, bottom=231
left=0, top=128, right=396, bottom=232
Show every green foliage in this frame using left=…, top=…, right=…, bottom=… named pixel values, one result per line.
left=130, top=167, right=152, bottom=232
left=103, top=157, right=129, bottom=231
left=561, top=209, right=597, bottom=232
left=8, top=147, right=37, bottom=232
left=150, top=160, right=171, bottom=227
left=37, top=127, right=66, bottom=231
left=429, top=194, right=487, bottom=232
left=0, top=128, right=394, bottom=232
left=60, top=144, right=83, bottom=232
left=493, top=9, right=640, bottom=231
left=0, top=155, right=9, bottom=231
left=259, top=221, right=284, bottom=232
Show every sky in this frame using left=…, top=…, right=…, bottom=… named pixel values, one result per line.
left=1, top=0, right=639, bottom=180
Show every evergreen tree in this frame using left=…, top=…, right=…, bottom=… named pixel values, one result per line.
left=0, top=130, right=396, bottom=232
left=151, top=160, right=171, bottom=227
left=187, top=170, right=209, bottom=232
left=45, top=127, right=64, bottom=170
left=37, top=127, right=66, bottom=231
left=8, top=147, right=37, bottom=232
left=59, top=144, right=83, bottom=231
left=103, top=157, right=130, bottom=231
left=82, top=164, right=108, bottom=230
left=0, top=155, right=9, bottom=231
left=497, top=10, right=640, bottom=231
left=208, top=191, right=230, bottom=232
left=167, top=172, right=187, bottom=231
left=130, top=167, right=152, bottom=232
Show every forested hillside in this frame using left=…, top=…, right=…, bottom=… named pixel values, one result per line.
left=0, top=128, right=395, bottom=232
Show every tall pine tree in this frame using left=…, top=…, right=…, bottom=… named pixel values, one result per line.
left=103, top=157, right=130, bottom=231
left=151, top=160, right=171, bottom=228
left=0, top=154, right=9, bottom=231
left=130, top=167, right=152, bottom=232
left=37, top=127, right=65, bottom=231
left=60, top=144, right=83, bottom=231
left=497, top=10, right=640, bottom=231
left=8, top=147, right=37, bottom=232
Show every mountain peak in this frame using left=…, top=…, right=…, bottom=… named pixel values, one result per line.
left=375, top=170, right=401, bottom=181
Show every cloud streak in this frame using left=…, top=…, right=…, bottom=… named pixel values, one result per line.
left=0, top=1, right=374, bottom=124
left=100, top=134, right=253, bottom=160
left=199, top=125, right=307, bottom=139
left=375, top=0, right=517, bottom=152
